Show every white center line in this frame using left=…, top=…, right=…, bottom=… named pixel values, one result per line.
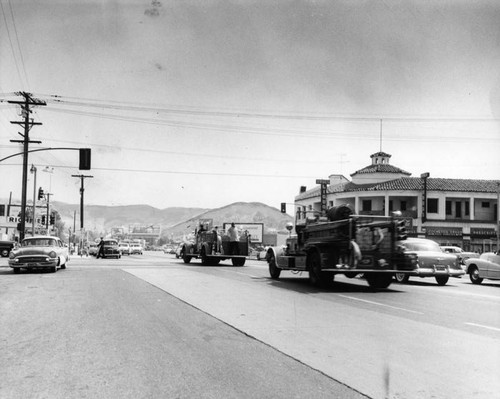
left=465, top=322, right=500, bottom=332
left=338, top=294, right=424, bottom=314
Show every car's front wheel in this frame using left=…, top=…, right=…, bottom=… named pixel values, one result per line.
left=469, top=266, right=483, bottom=285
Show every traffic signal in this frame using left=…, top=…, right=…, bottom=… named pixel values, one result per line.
left=281, top=202, right=286, bottom=213
left=41, top=215, right=46, bottom=225
left=38, top=187, right=44, bottom=200
left=395, top=219, right=407, bottom=241
left=50, top=213, right=55, bottom=225
left=79, top=148, right=91, bottom=170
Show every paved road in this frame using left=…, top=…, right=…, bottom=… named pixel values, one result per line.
left=1, top=252, right=499, bottom=398
left=0, top=254, right=364, bottom=399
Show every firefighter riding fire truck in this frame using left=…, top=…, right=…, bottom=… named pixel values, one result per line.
left=181, top=220, right=249, bottom=266
left=266, top=201, right=415, bottom=289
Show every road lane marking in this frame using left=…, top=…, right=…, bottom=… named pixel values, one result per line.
left=337, top=294, right=424, bottom=314
left=465, top=322, right=500, bottom=332
left=217, top=268, right=260, bottom=278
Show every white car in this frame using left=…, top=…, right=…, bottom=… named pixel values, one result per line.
left=119, top=242, right=131, bottom=255
left=440, top=246, right=479, bottom=269
left=130, top=243, right=143, bottom=255
left=9, top=236, right=69, bottom=273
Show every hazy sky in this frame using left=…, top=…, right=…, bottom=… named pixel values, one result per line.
left=1, top=0, right=500, bottom=210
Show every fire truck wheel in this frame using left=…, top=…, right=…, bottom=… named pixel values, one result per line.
left=201, top=248, right=209, bottom=265
left=365, top=273, right=393, bottom=289
left=394, top=273, right=410, bottom=283
left=182, top=250, right=191, bottom=264
left=308, top=251, right=333, bottom=287
left=232, top=258, right=246, bottom=266
left=268, top=255, right=281, bottom=279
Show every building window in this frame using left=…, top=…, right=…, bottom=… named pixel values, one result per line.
left=362, top=200, right=372, bottom=212
left=456, top=201, right=462, bottom=218
left=389, top=200, right=393, bottom=212
left=465, top=201, right=470, bottom=216
left=482, top=201, right=490, bottom=208
left=446, top=201, right=452, bottom=215
left=400, top=201, right=407, bottom=211
left=427, top=198, right=438, bottom=213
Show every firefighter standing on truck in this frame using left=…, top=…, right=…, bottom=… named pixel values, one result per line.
left=227, top=223, right=239, bottom=255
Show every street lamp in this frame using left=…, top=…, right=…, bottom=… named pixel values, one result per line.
left=30, top=164, right=37, bottom=237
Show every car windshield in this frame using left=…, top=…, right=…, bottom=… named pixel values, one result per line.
left=404, top=241, right=441, bottom=252
left=104, top=240, right=117, bottom=245
left=22, top=238, right=57, bottom=247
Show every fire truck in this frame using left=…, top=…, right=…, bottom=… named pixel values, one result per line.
left=181, top=223, right=250, bottom=266
left=265, top=204, right=415, bottom=289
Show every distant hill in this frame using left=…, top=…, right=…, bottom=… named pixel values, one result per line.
left=50, top=202, right=210, bottom=233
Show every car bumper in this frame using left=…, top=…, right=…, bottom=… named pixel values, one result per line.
left=411, top=267, right=465, bottom=277
left=9, top=259, right=58, bottom=268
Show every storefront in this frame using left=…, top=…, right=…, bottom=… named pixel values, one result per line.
left=470, top=228, right=498, bottom=253
left=424, top=226, right=463, bottom=248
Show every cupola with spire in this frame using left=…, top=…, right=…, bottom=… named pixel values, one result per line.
left=350, top=151, right=411, bottom=185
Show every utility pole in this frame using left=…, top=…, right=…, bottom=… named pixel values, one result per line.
left=71, top=174, right=93, bottom=229
left=8, top=92, right=46, bottom=240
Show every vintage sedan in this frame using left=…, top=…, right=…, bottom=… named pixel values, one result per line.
left=118, top=242, right=131, bottom=255
left=100, top=239, right=121, bottom=259
left=9, top=236, right=69, bottom=273
left=440, top=246, right=479, bottom=270
left=394, top=238, right=464, bottom=285
left=464, top=251, right=500, bottom=284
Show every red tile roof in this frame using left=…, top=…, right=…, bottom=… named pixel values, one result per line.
left=296, top=177, right=500, bottom=200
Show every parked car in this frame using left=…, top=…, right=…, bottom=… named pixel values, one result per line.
left=0, top=240, right=16, bottom=257
left=394, top=238, right=464, bottom=285
left=119, top=242, right=131, bottom=255
left=464, top=251, right=500, bottom=284
left=440, top=246, right=479, bottom=269
left=100, top=239, right=121, bottom=259
left=8, top=236, right=69, bottom=273
left=130, top=243, right=143, bottom=255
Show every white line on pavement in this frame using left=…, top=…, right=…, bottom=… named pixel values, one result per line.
left=465, top=322, right=500, bottom=332
left=337, top=294, right=425, bottom=314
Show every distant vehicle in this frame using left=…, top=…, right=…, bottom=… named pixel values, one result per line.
left=8, top=236, right=69, bottom=273
left=394, top=238, right=464, bottom=285
left=182, top=225, right=249, bottom=266
left=119, top=242, right=131, bottom=255
left=440, top=246, right=479, bottom=269
left=175, top=244, right=183, bottom=258
left=163, top=246, right=175, bottom=254
left=100, top=239, right=121, bottom=259
left=255, top=246, right=268, bottom=261
left=464, top=251, right=500, bottom=284
left=0, top=240, right=16, bottom=257
left=130, top=243, right=143, bottom=255
left=88, top=243, right=98, bottom=256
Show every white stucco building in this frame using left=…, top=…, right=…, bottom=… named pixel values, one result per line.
left=295, top=151, right=500, bottom=253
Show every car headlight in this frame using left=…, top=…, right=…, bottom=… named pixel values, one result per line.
left=48, top=251, right=57, bottom=258
left=9, top=252, right=16, bottom=259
